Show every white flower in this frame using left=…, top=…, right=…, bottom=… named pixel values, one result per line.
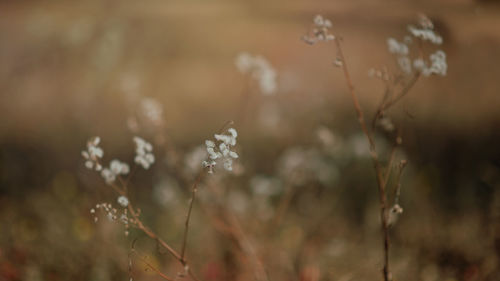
left=235, top=53, right=277, bottom=95
left=82, top=136, right=103, bottom=171
left=133, top=137, right=155, bottom=169
left=407, top=25, right=442, bottom=45
left=302, top=15, right=335, bottom=45
left=386, top=17, right=446, bottom=76
left=203, top=127, right=239, bottom=173
left=428, top=50, right=447, bottom=76
left=110, top=159, right=130, bottom=175
left=117, top=195, right=129, bottom=207
left=413, top=50, right=447, bottom=76
left=397, top=56, right=412, bottom=74
left=387, top=38, right=409, bottom=55
left=101, top=168, right=116, bottom=184
left=100, top=159, right=130, bottom=185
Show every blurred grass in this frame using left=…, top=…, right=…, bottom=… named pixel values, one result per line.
left=1, top=0, right=500, bottom=281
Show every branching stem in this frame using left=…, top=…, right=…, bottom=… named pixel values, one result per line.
left=334, top=38, right=392, bottom=281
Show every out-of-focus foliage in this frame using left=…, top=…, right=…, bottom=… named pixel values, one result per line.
left=1, top=1, right=500, bottom=281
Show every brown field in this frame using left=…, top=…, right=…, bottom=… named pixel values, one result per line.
left=1, top=0, right=500, bottom=281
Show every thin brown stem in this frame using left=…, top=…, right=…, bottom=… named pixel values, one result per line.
left=131, top=250, right=175, bottom=281
left=181, top=172, right=204, bottom=262
left=381, top=73, right=420, bottom=112
left=383, top=145, right=398, bottom=189
left=106, top=180, right=201, bottom=281
left=334, top=39, right=376, bottom=151
left=334, top=38, right=391, bottom=281
left=392, top=160, right=407, bottom=205
left=372, top=85, right=393, bottom=133
left=127, top=204, right=182, bottom=260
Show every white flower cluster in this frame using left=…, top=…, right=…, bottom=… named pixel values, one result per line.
left=413, top=50, right=447, bottom=76
left=82, top=137, right=104, bottom=171
left=302, top=15, right=335, bottom=44
left=117, top=195, right=129, bottom=207
left=385, top=16, right=446, bottom=76
left=101, top=160, right=130, bottom=185
left=387, top=38, right=409, bottom=56
left=407, top=25, right=442, bottom=45
left=235, top=53, right=277, bottom=95
left=202, top=128, right=239, bottom=173
left=91, top=202, right=132, bottom=235
left=133, top=137, right=155, bottom=169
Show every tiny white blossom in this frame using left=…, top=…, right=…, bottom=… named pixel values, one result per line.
left=100, top=159, right=130, bottom=185
left=203, top=127, right=239, bottom=173
left=407, top=25, right=442, bottom=45
left=110, top=160, right=130, bottom=175
left=229, top=151, right=238, bottom=159
left=428, top=50, right=447, bottom=76
left=314, top=15, right=324, bottom=26
left=117, top=196, right=129, bottom=207
left=387, top=38, right=409, bottom=55
left=133, top=137, right=155, bottom=169
left=397, top=56, right=412, bottom=74
left=223, top=159, right=233, bottom=171
left=82, top=136, right=104, bottom=171
left=385, top=16, right=446, bottom=76
left=101, top=168, right=116, bottom=184
left=228, top=128, right=237, bottom=138
left=205, top=140, right=215, bottom=148
left=413, top=50, right=447, bottom=76
left=302, top=15, right=335, bottom=45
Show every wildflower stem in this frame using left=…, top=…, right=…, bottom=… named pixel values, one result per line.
left=131, top=250, right=175, bottom=281
left=180, top=171, right=204, bottom=262
left=381, top=72, right=420, bottom=112
left=103, top=185, right=201, bottom=281
left=383, top=143, right=398, bottom=189
left=333, top=37, right=392, bottom=281
left=392, top=161, right=407, bottom=204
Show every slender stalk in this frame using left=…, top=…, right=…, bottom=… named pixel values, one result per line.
left=392, top=160, right=407, bottom=204
left=109, top=179, right=201, bottom=281
left=131, top=250, right=176, bottom=281
left=381, top=73, right=420, bottom=112
left=181, top=172, right=204, bottom=261
left=383, top=144, right=398, bottom=188
left=334, top=38, right=392, bottom=281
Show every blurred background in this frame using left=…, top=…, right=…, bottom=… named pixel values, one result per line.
left=1, top=0, right=500, bottom=280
